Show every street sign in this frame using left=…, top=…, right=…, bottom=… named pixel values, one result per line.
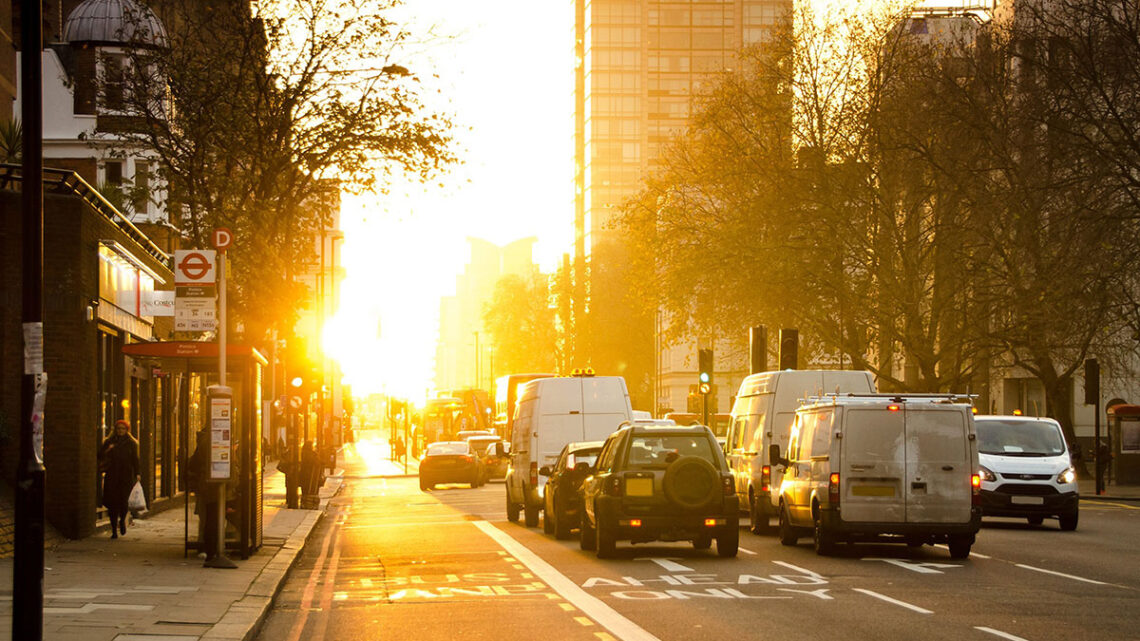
left=212, top=228, right=233, bottom=252
left=174, top=250, right=217, bottom=286
left=174, top=297, right=217, bottom=331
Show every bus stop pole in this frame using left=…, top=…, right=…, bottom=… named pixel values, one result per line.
left=206, top=249, right=237, bottom=569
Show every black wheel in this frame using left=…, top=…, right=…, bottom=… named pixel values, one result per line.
left=948, top=534, right=973, bottom=559
left=580, top=511, right=597, bottom=551
left=524, top=500, right=540, bottom=528
left=596, top=517, right=616, bottom=558
left=778, top=503, right=798, bottom=546
left=506, top=489, right=520, bottom=523
left=1059, top=508, right=1079, bottom=531
left=813, top=512, right=837, bottom=556
left=543, top=498, right=555, bottom=534
left=419, top=477, right=429, bottom=492
left=553, top=499, right=573, bottom=540
left=750, top=493, right=771, bottom=534
left=1027, top=515, right=1044, bottom=526
left=717, top=523, right=739, bottom=558
left=693, top=533, right=712, bottom=550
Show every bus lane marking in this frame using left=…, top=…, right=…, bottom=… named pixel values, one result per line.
left=975, top=626, right=1031, bottom=641
left=473, top=521, right=663, bottom=641
left=852, top=588, right=933, bottom=614
left=864, top=558, right=962, bottom=574
left=635, top=558, right=695, bottom=572
left=581, top=562, right=831, bottom=601
left=1014, top=563, right=1106, bottom=586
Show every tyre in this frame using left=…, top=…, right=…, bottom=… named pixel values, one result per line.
left=506, top=489, right=520, bottom=523
left=778, top=503, right=798, bottom=546
left=553, top=500, right=573, bottom=541
left=580, top=511, right=597, bottom=551
left=543, top=502, right=555, bottom=534
left=662, top=456, right=720, bottom=510
left=948, top=534, right=972, bottom=559
left=524, top=501, right=540, bottom=528
left=692, top=533, right=712, bottom=550
left=1059, top=508, right=1079, bottom=531
left=750, top=494, right=771, bottom=534
left=596, top=517, right=616, bottom=558
left=906, top=536, right=925, bottom=548
left=813, top=512, right=837, bottom=556
left=717, top=523, right=739, bottom=558
left=419, top=478, right=429, bottom=492
left=1027, top=515, right=1044, bottom=526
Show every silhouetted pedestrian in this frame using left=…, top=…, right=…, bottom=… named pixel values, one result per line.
left=99, top=420, right=139, bottom=539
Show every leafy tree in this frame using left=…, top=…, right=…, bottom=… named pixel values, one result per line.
left=482, top=273, right=560, bottom=377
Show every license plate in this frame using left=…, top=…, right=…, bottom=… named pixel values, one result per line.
left=1011, top=496, right=1044, bottom=505
left=626, top=478, right=653, bottom=497
left=852, top=485, right=895, bottom=497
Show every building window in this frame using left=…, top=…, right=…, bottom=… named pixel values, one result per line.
left=133, top=160, right=150, bottom=215
left=102, top=53, right=126, bottom=111
left=105, top=160, right=124, bottom=186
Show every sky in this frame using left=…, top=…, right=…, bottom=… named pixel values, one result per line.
left=323, top=0, right=984, bottom=400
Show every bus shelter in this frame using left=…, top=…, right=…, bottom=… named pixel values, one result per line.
left=1109, top=404, right=1140, bottom=485
left=122, top=341, right=266, bottom=559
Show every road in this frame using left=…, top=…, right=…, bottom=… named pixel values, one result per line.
left=255, top=435, right=1140, bottom=641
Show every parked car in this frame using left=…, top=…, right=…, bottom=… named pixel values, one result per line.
left=540, top=441, right=604, bottom=539
left=975, top=415, right=1079, bottom=530
left=467, top=434, right=509, bottom=480
left=419, top=441, right=486, bottom=491
left=579, top=424, right=739, bottom=558
left=773, top=394, right=981, bottom=558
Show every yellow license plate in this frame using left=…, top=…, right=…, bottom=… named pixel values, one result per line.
left=626, top=478, right=654, bottom=497
left=852, top=485, right=895, bottom=497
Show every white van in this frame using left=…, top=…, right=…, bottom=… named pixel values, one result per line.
left=506, top=373, right=633, bottom=527
left=773, top=394, right=981, bottom=558
left=974, top=415, right=1079, bottom=530
left=725, top=369, right=876, bottom=533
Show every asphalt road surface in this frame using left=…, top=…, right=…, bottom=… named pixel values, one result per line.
left=255, top=435, right=1140, bottom=641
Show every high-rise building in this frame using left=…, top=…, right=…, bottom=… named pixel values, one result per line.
left=573, top=0, right=791, bottom=410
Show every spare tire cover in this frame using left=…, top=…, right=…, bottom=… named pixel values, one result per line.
left=662, top=456, right=720, bottom=510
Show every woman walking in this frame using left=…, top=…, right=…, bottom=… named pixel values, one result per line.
left=100, top=419, right=140, bottom=538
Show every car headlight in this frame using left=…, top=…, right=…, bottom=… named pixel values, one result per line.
left=1056, top=467, right=1076, bottom=484
left=979, top=465, right=996, bottom=482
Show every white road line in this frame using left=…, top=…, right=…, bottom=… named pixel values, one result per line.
left=738, top=547, right=757, bottom=555
left=637, top=558, right=695, bottom=572
left=1014, top=564, right=1106, bottom=585
left=772, top=561, right=825, bottom=578
left=975, top=626, right=1031, bottom=641
left=474, top=521, right=662, bottom=641
left=852, top=588, right=933, bottom=614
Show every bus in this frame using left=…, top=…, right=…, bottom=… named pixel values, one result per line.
left=441, top=388, right=495, bottom=434
left=420, top=396, right=464, bottom=452
left=494, top=373, right=555, bottom=443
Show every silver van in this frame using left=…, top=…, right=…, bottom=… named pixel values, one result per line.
left=772, top=394, right=982, bottom=558
left=725, top=370, right=876, bottom=533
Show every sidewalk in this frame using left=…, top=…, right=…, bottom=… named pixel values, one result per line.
left=0, top=462, right=343, bottom=641
left=1079, top=478, right=1140, bottom=501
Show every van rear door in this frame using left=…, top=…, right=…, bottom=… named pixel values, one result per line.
left=580, top=377, right=632, bottom=441
left=904, top=407, right=972, bottom=524
left=841, top=407, right=906, bottom=523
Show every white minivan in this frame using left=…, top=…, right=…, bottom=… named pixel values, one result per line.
left=974, top=415, right=1079, bottom=530
left=773, top=394, right=982, bottom=558
left=725, top=369, right=876, bottom=533
left=505, top=372, right=633, bottom=527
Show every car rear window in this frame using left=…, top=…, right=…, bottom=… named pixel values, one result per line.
left=427, top=442, right=468, bottom=456
left=467, top=438, right=498, bottom=454
left=568, top=449, right=601, bottom=468
left=626, top=434, right=718, bottom=469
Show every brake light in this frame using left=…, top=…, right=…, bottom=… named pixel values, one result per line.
left=529, top=461, right=538, bottom=487
left=704, top=518, right=717, bottom=527
left=971, top=473, right=981, bottom=506
left=887, top=404, right=900, bottom=412
left=463, top=455, right=473, bottom=463
left=606, top=476, right=623, bottom=497
left=630, top=519, right=642, bottom=528
left=760, top=465, right=770, bottom=492
left=828, top=472, right=840, bottom=505
left=722, top=475, right=734, bottom=496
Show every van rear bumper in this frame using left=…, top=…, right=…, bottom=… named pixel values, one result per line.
left=822, top=508, right=981, bottom=536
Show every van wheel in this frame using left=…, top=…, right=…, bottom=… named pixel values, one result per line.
left=596, top=518, right=616, bottom=558
left=778, top=503, right=798, bottom=546
left=524, top=501, right=540, bottom=528
left=717, top=525, right=739, bottom=558
left=1027, top=515, right=1044, bottom=526
left=506, top=491, right=520, bottom=523
left=813, top=513, right=837, bottom=556
left=948, top=534, right=972, bottom=559
left=750, top=494, right=771, bottom=534
left=580, top=513, right=597, bottom=551
left=1059, top=508, right=1079, bottom=531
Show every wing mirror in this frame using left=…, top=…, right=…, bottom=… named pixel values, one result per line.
left=769, top=444, right=789, bottom=467
left=538, top=465, right=553, bottom=477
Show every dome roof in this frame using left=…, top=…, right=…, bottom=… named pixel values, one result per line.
left=64, top=0, right=168, bottom=48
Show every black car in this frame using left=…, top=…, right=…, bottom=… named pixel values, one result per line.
left=579, top=424, right=739, bottom=558
left=419, top=441, right=486, bottom=491
left=541, top=441, right=604, bottom=539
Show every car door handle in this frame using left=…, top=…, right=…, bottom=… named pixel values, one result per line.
left=942, top=465, right=954, bottom=471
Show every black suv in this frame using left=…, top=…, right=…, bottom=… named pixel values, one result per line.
left=579, top=424, right=739, bottom=558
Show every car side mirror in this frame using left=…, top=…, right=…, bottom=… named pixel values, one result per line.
left=538, top=465, right=553, bottom=477
left=494, top=442, right=506, bottom=457
left=769, top=444, right=788, bottom=467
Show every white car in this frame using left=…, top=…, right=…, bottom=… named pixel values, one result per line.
left=975, top=415, right=1079, bottom=531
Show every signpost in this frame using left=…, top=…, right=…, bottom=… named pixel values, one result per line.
left=205, top=231, right=237, bottom=569
left=174, top=249, right=217, bottom=332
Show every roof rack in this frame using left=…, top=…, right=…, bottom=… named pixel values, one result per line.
left=802, top=392, right=977, bottom=405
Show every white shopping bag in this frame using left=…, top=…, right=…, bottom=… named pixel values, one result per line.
left=128, top=481, right=147, bottom=514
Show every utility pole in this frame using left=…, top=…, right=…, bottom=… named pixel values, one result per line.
left=15, top=1, right=46, bottom=636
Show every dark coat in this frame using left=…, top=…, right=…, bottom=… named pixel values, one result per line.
left=100, top=433, right=139, bottom=511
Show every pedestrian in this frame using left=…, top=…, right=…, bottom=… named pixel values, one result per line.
left=1097, top=440, right=1114, bottom=490
left=300, top=440, right=320, bottom=495
left=99, top=419, right=139, bottom=539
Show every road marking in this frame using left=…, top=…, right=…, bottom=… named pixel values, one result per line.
left=1083, top=500, right=1140, bottom=510
left=637, top=558, right=695, bottom=572
left=575, top=616, right=596, bottom=626
left=596, top=634, right=617, bottom=641
left=286, top=510, right=341, bottom=641
left=852, top=588, right=933, bottom=614
left=771, top=561, right=825, bottom=578
left=474, top=521, right=663, bottom=641
left=738, top=547, right=757, bottom=555
left=865, top=558, right=962, bottom=574
left=1014, top=564, right=1106, bottom=585
left=560, top=603, right=576, bottom=611
left=975, top=626, right=1031, bottom=641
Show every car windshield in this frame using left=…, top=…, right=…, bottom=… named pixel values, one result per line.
left=567, top=449, right=601, bottom=468
left=976, top=420, right=1066, bottom=456
left=626, top=434, right=717, bottom=468
left=426, top=442, right=468, bottom=456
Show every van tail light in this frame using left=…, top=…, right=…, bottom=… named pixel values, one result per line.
left=606, top=475, right=623, bottom=497
left=971, top=473, right=981, bottom=506
left=828, top=472, right=840, bottom=505
left=463, top=455, right=474, bottom=464
left=529, top=461, right=538, bottom=487
left=722, top=475, right=734, bottom=496
left=760, top=465, right=771, bottom=493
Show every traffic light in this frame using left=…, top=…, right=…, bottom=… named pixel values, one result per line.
left=698, top=348, right=714, bottom=385
left=779, top=328, right=798, bottom=370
